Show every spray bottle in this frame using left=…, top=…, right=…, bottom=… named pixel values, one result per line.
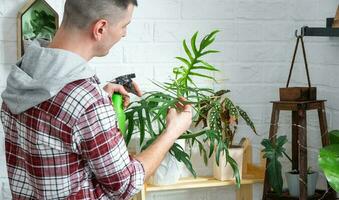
left=109, top=73, right=137, bottom=136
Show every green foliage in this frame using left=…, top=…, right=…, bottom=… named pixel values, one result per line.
left=23, top=9, right=57, bottom=40
left=31, top=10, right=56, bottom=37
left=195, top=90, right=257, bottom=147
left=319, top=145, right=339, bottom=192
left=318, top=130, right=339, bottom=192
left=329, top=130, right=339, bottom=145
left=125, top=30, right=256, bottom=187
left=170, top=30, right=220, bottom=97
left=261, top=135, right=288, bottom=195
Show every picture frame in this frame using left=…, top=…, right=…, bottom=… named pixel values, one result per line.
left=17, top=0, right=59, bottom=58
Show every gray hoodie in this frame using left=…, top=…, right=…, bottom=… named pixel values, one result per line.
left=1, top=40, right=96, bottom=114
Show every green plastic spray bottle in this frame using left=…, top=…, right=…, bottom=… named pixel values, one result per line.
left=110, top=73, right=136, bottom=136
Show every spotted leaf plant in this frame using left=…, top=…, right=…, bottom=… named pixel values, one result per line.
left=124, top=30, right=257, bottom=187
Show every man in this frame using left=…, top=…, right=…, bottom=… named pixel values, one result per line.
left=0, top=0, right=192, bottom=199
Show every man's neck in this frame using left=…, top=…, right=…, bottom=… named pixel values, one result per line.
left=48, top=27, right=94, bottom=61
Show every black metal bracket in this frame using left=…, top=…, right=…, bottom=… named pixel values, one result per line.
left=299, top=18, right=339, bottom=37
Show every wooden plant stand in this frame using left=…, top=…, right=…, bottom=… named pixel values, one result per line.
left=262, top=100, right=337, bottom=200
left=133, top=138, right=265, bottom=200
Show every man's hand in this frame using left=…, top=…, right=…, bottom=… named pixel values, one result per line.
left=134, top=97, right=192, bottom=180
left=103, top=81, right=142, bottom=108
left=165, top=97, right=192, bottom=140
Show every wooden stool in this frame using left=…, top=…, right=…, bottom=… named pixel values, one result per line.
left=262, top=100, right=336, bottom=200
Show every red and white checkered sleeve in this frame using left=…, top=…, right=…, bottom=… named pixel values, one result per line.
left=72, top=96, right=145, bottom=200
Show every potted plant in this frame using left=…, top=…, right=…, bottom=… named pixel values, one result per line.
left=261, top=135, right=319, bottom=197
left=194, top=89, right=257, bottom=181
left=124, top=30, right=256, bottom=186
left=318, top=130, right=339, bottom=192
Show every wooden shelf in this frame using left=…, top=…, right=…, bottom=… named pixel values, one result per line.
left=302, top=18, right=339, bottom=37
left=145, top=175, right=264, bottom=192
left=133, top=139, right=266, bottom=200
left=303, top=27, right=339, bottom=37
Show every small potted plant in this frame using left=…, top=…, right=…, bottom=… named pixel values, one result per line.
left=261, top=135, right=319, bottom=197
left=124, top=30, right=256, bottom=186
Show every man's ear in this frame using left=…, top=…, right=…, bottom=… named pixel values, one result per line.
left=92, top=19, right=109, bottom=41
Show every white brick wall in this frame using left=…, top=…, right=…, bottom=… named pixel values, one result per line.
left=1, top=0, right=339, bottom=199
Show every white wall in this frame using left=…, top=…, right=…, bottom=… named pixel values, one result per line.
left=1, top=0, right=339, bottom=199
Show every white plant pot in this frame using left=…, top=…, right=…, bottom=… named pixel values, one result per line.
left=213, top=146, right=244, bottom=181
left=285, top=171, right=318, bottom=197
left=147, top=152, right=181, bottom=185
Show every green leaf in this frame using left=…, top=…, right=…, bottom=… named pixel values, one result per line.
left=223, top=98, right=239, bottom=118
left=176, top=56, right=191, bottom=67
left=200, top=50, right=220, bottom=57
left=267, top=157, right=283, bottom=195
left=191, top=32, right=199, bottom=56
left=227, top=154, right=241, bottom=188
left=145, top=109, right=156, bottom=137
left=261, top=135, right=288, bottom=195
left=237, top=106, right=257, bottom=135
left=202, top=37, right=215, bottom=50
left=329, top=130, right=339, bottom=144
left=138, top=109, right=145, bottom=145
left=170, top=143, right=197, bottom=177
left=146, top=97, right=169, bottom=103
left=209, top=135, right=215, bottom=158
left=183, top=40, right=194, bottom=62
left=200, top=30, right=220, bottom=50
left=200, top=60, right=218, bottom=70
left=125, top=111, right=135, bottom=145
left=319, top=144, right=339, bottom=192
left=192, top=66, right=219, bottom=72
left=208, top=103, right=222, bottom=133
left=215, top=141, right=223, bottom=166
left=197, top=139, right=208, bottom=166
left=153, top=101, right=174, bottom=122
left=186, top=76, right=197, bottom=87
left=189, top=72, right=216, bottom=81
left=141, top=138, right=157, bottom=151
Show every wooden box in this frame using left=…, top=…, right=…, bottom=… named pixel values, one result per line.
left=279, top=87, right=317, bottom=101
left=333, top=6, right=339, bottom=28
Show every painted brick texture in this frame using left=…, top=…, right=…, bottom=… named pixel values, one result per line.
left=1, top=0, right=339, bottom=199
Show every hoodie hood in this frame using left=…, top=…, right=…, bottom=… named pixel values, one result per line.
left=1, top=40, right=96, bottom=114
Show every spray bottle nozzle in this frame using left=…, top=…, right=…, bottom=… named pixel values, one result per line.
left=109, top=73, right=137, bottom=95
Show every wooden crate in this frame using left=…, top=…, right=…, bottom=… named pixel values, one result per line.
left=333, top=5, right=339, bottom=28
left=279, top=87, right=316, bottom=101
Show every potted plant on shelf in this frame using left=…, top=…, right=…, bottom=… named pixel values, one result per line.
left=124, top=30, right=257, bottom=186
left=261, top=135, right=319, bottom=197
left=318, top=130, right=339, bottom=192
left=194, top=88, right=257, bottom=181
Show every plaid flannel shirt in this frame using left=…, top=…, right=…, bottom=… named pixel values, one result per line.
left=1, top=76, right=145, bottom=200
